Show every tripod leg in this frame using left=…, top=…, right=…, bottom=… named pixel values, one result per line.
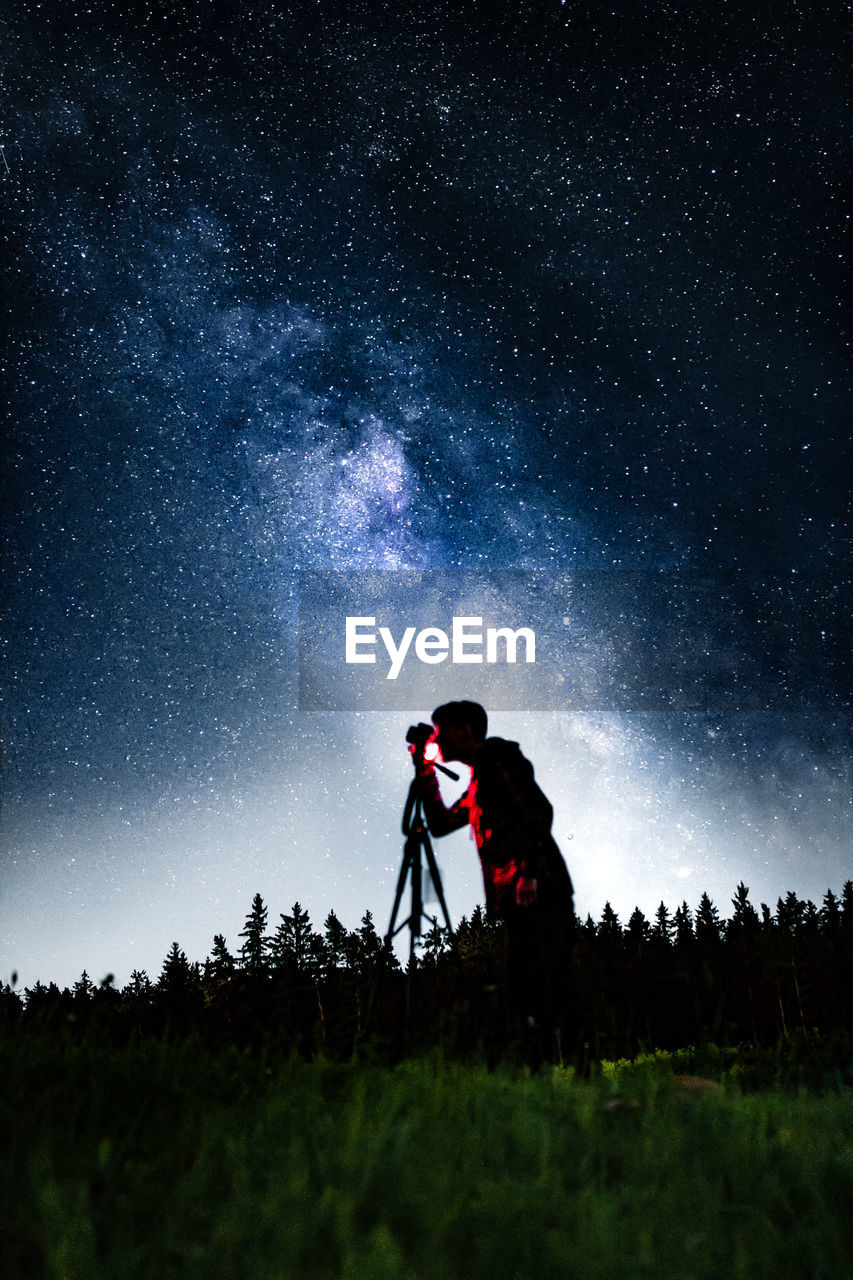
left=421, top=830, right=469, bottom=992
left=385, top=845, right=413, bottom=947
left=421, top=829, right=454, bottom=936
left=404, top=832, right=423, bottom=970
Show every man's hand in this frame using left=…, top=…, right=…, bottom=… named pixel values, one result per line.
left=515, top=876, right=538, bottom=907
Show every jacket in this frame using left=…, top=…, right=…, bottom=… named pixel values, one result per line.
left=419, top=737, right=573, bottom=919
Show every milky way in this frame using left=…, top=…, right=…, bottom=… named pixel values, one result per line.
left=1, top=1, right=849, bottom=988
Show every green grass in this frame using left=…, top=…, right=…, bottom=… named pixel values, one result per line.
left=1, top=1032, right=851, bottom=1279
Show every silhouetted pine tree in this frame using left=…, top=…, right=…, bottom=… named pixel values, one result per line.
left=821, top=889, right=841, bottom=931
left=583, top=903, right=626, bottom=1056
left=695, top=893, right=722, bottom=945
left=645, top=901, right=685, bottom=1048
left=841, top=881, right=853, bottom=923
left=73, top=970, right=95, bottom=1000
left=776, top=891, right=806, bottom=938
left=626, top=907, right=651, bottom=954
left=322, top=911, right=349, bottom=977
left=160, top=943, right=192, bottom=994
left=124, top=969, right=152, bottom=999
left=760, top=894, right=803, bottom=1037
left=454, top=907, right=505, bottom=984
left=205, top=935, right=235, bottom=981
left=598, top=902, right=622, bottom=942
left=694, top=894, right=725, bottom=1039
left=271, top=903, right=320, bottom=979
left=839, top=881, right=853, bottom=1026
left=652, top=901, right=674, bottom=945
left=777, top=893, right=819, bottom=1027
left=419, top=923, right=449, bottom=966
left=156, top=943, right=201, bottom=1037
left=349, top=911, right=391, bottom=977
left=22, top=981, right=71, bottom=1031
left=667, top=902, right=702, bottom=1044
left=802, top=899, right=820, bottom=935
left=674, top=902, right=694, bottom=945
left=238, top=893, right=270, bottom=978
left=623, top=908, right=653, bottom=1048
left=0, top=982, right=23, bottom=1028
left=725, top=883, right=763, bottom=1044
left=729, top=882, right=760, bottom=934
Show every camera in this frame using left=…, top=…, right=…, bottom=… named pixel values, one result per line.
left=406, top=722, right=440, bottom=767
left=406, top=722, right=435, bottom=753
left=406, top=722, right=457, bottom=779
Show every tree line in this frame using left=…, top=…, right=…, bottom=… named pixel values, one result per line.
left=4, top=881, right=852, bottom=1061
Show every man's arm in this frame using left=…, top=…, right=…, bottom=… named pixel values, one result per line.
left=416, top=764, right=470, bottom=837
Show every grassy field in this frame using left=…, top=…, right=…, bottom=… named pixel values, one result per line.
left=1, top=1032, right=851, bottom=1279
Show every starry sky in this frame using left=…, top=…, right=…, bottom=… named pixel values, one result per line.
left=2, top=0, right=849, bottom=990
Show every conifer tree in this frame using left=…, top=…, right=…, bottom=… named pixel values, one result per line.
left=581, top=912, right=597, bottom=940
left=271, top=902, right=318, bottom=978
left=598, top=902, right=622, bottom=940
left=0, top=982, right=23, bottom=1028
left=626, top=907, right=651, bottom=951
left=674, top=901, right=694, bottom=946
left=350, top=911, right=388, bottom=976
left=842, top=881, right=853, bottom=921
left=729, top=882, right=760, bottom=932
left=25, top=980, right=48, bottom=1008
left=323, top=910, right=348, bottom=975
left=125, top=969, right=152, bottom=999
left=727, top=884, right=761, bottom=1041
left=73, top=970, right=95, bottom=1000
left=802, top=899, right=819, bottom=933
left=455, top=906, right=504, bottom=971
left=160, top=942, right=192, bottom=993
left=695, top=892, right=722, bottom=943
left=470, top=904, right=487, bottom=930
left=821, top=888, right=841, bottom=931
left=652, top=901, right=673, bottom=944
left=776, top=890, right=806, bottom=937
left=238, top=892, right=270, bottom=978
left=206, top=935, right=235, bottom=981
left=419, top=923, right=448, bottom=965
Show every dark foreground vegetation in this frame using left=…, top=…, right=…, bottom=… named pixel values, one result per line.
left=1, top=1031, right=852, bottom=1280
left=2, top=882, right=851, bottom=1278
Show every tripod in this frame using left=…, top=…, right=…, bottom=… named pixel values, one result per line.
left=385, top=768, right=458, bottom=972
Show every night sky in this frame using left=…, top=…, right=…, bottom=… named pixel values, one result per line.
left=2, top=0, right=849, bottom=991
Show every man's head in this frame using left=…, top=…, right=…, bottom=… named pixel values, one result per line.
left=431, top=700, right=487, bottom=764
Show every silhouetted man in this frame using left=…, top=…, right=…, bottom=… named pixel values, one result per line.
left=416, top=700, right=574, bottom=1062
